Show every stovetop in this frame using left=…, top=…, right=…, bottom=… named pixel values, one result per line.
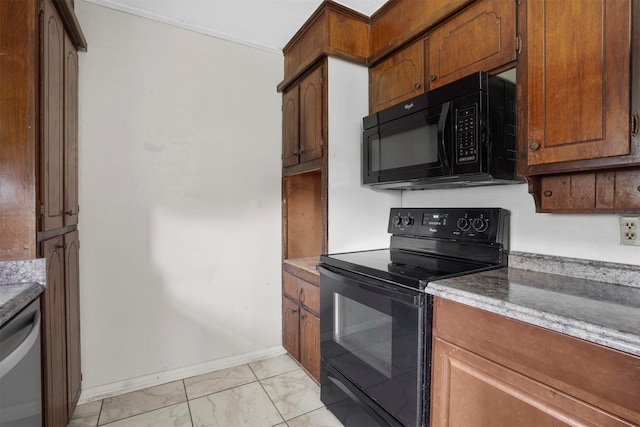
left=320, top=208, right=510, bottom=290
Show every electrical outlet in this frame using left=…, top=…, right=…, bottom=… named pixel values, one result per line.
left=619, top=216, right=640, bottom=246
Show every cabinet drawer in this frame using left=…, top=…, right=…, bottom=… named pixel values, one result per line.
left=298, top=280, right=319, bottom=314
left=283, top=271, right=320, bottom=314
left=537, top=170, right=640, bottom=212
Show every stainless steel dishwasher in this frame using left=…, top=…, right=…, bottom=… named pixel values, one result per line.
left=0, top=299, right=42, bottom=427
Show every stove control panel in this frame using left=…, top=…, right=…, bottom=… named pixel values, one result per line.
left=388, top=207, right=509, bottom=243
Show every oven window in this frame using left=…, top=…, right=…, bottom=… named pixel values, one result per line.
left=320, top=271, right=425, bottom=427
left=371, top=124, right=438, bottom=172
left=334, top=294, right=393, bottom=378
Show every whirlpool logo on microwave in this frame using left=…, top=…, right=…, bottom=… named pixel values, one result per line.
left=404, top=102, right=414, bottom=110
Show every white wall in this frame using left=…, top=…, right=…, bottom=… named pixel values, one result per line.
left=402, top=184, right=640, bottom=266
left=327, top=58, right=401, bottom=253
left=76, top=1, right=283, bottom=392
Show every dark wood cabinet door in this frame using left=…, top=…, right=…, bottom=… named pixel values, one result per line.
left=523, top=0, right=631, bottom=168
left=65, top=231, right=81, bottom=416
left=42, top=236, right=68, bottom=427
left=282, top=296, right=300, bottom=360
left=64, top=34, right=79, bottom=226
left=300, top=309, right=320, bottom=381
left=299, top=65, right=324, bottom=163
left=431, top=338, right=631, bottom=427
left=282, top=85, right=299, bottom=168
left=427, top=0, right=516, bottom=89
left=433, top=298, right=640, bottom=425
left=42, top=0, right=65, bottom=231
left=369, top=38, right=425, bottom=113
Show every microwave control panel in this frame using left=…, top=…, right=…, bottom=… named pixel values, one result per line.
left=455, top=105, right=478, bottom=164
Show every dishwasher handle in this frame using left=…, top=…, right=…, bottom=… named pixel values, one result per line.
left=0, top=309, right=41, bottom=380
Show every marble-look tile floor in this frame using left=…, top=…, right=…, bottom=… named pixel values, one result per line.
left=68, top=354, right=345, bottom=427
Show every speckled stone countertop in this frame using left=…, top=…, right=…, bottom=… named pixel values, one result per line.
left=0, top=259, right=46, bottom=327
left=427, top=251, right=640, bottom=356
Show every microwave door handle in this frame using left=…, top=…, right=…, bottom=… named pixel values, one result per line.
left=437, top=101, right=451, bottom=172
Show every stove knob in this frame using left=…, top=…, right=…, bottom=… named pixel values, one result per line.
left=472, top=218, right=489, bottom=232
left=393, top=216, right=402, bottom=227
left=402, top=216, right=414, bottom=226
left=457, top=217, right=471, bottom=231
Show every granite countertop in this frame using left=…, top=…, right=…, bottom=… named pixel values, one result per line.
left=0, top=259, right=46, bottom=327
left=427, top=252, right=640, bottom=356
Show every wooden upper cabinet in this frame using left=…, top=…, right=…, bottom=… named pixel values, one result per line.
left=64, top=33, right=79, bottom=226
left=299, top=66, right=324, bottom=163
left=369, top=0, right=473, bottom=61
left=522, top=0, right=633, bottom=170
left=427, top=0, right=516, bottom=89
left=282, top=64, right=325, bottom=169
left=369, top=37, right=426, bottom=113
left=42, top=1, right=65, bottom=231
left=282, top=85, right=300, bottom=168
left=42, top=0, right=81, bottom=230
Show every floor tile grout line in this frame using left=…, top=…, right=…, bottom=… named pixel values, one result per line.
left=256, top=375, right=288, bottom=425
left=182, top=379, right=195, bottom=427
left=96, top=401, right=189, bottom=426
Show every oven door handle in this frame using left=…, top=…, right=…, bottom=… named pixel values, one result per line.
left=318, top=265, right=422, bottom=307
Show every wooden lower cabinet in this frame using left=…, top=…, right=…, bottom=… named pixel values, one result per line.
left=299, top=308, right=320, bottom=380
left=282, top=295, right=300, bottom=360
left=42, top=236, right=68, bottom=426
left=42, top=231, right=81, bottom=426
left=431, top=297, right=640, bottom=426
left=282, top=267, right=320, bottom=381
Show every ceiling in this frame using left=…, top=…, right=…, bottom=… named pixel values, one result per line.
left=85, top=0, right=387, bottom=53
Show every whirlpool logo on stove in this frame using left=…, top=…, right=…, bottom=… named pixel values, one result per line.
left=404, top=102, right=414, bottom=110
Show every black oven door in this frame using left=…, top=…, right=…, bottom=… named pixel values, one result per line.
left=318, top=264, right=432, bottom=427
left=362, top=102, right=452, bottom=187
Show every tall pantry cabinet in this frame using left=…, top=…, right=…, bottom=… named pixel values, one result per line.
left=0, top=0, right=86, bottom=425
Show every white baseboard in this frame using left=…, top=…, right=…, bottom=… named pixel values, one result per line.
left=77, top=345, right=287, bottom=404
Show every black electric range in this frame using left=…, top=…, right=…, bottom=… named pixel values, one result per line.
left=318, top=208, right=509, bottom=427
left=321, top=207, right=509, bottom=290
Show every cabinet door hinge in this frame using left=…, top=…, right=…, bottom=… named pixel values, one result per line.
left=632, top=112, right=639, bottom=137
left=39, top=203, right=45, bottom=216
left=38, top=0, right=45, bottom=13
left=515, top=35, right=523, bottom=56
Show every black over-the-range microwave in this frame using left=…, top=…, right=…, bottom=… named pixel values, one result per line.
left=362, top=71, right=524, bottom=189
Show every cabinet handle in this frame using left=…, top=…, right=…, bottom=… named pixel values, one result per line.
left=632, top=112, right=639, bottom=137
left=299, top=288, right=305, bottom=304
left=429, top=74, right=437, bottom=81
left=543, top=190, right=553, bottom=197
left=55, top=244, right=66, bottom=250
left=65, top=210, right=74, bottom=216
left=529, top=141, right=541, bottom=151
left=413, top=82, right=421, bottom=90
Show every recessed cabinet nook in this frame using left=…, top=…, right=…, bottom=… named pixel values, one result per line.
left=278, top=0, right=640, bottom=423
left=0, top=1, right=86, bottom=425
